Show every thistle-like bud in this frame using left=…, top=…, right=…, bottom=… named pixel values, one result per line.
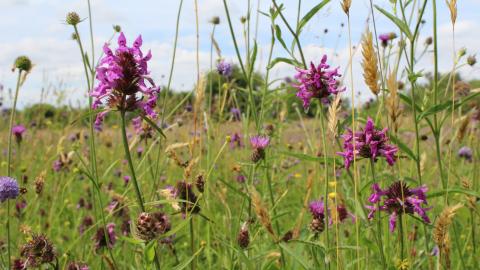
left=209, top=16, right=220, bottom=25
left=237, top=223, right=250, bottom=249
left=13, top=56, right=32, bottom=73
left=136, top=212, right=171, bottom=241
left=195, top=173, right=205, bottom=193
left=458, top=47, right=467, bottom=58
left=20, top=234, right=56, bottom=268
left=113, top=25, right=122, bottom=33
left=467, top=55, right=477, bottom=66
left=425, top=37, right=433, bottom=46
left=240, top=16, right=247, bottom=24
left=71, top=32, right=78, bottom=40
left=66, top=12, right=81, bottom=26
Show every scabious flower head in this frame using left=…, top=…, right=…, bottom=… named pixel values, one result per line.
left=0, top=176, right=19, bottom=202
left=217, top=60, right=232, bottom=77
left=367, top=181, right=430, bottom=232
left=250, top=135, right=270, bottom=163
left=91, top=32, right=160, bottom=128
left=12, top=124, right=26, bottom=144
left=337, top=117, right=398, bottom=169
left=293, top=55, right=344, bottom=109
left=458, top=146, right=473, bottom=162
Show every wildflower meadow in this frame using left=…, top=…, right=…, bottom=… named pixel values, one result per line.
left=1, top=0, right=480, bottom=269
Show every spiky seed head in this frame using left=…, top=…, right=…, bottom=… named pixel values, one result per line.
left=13, top=56, right=32, bottom=72
left=66, top=12, right=81, bottom=26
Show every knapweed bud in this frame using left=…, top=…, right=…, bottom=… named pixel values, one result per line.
left=240, top=16, right=247, bottom=24
left=309, top=218, right=325, bottom=234
left=66, top=12, right=81, bottom=25
left=20, top=234, right=56, bottom=268
left=467, top=55, right=476, bottom=66
left=209, top=16, right=220, bottom=25
left=425, top=37, right=433, bottom=46
left=71, top=32, right=78, bottom=40
left=13, top=56, right=32, bottom=73
left=237, top=223, right=250, bottom=249
left=135, top=212, right=171, bottom=241
left=113, top=25, right=122, bottom=33
left=458, top=47, right=467, bottom=58
left=195, top=173, right=205, bottom=193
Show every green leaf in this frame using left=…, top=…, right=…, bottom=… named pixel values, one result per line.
left=267, top=57, right=302, bottom=69
left=417, top=91, right=480, bottom=121
left=427, top=188, right=480, bottom=199
left=248, top=41, right=258, bottom=76
left=375, top=5, right=413, bottom=40
left=297, top=0, right=331, bottom=33
left=275, top=25, right=289, bottom=53
left=279, top=243, right=312, bottom=269
left=172, top=247, right=204, bottom=270
left=144, top=241, right=157, bottom=263
left=389, top=134, right=417, bottom=162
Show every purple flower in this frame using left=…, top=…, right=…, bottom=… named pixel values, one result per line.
left=236, top=174, right=246, bottom=183
left=293, top=55, right=344, bottom=109
left=458, top=146, right=473, bottom=162
left=93, top=223, right=116, bottom=251
left=12, top=124, right=26, bottom=144
left=91, top=32, right=160, bottom=127
left=250, top=136, right=270, bottom=150
left=379, top=32, right=397, bottom=47
left=367, top=181, right=431, bottom=232
left=231, top=107, right=241, bottom=121
left=337, top=117, right=398, bottom=169
left=309, top=200, right=325, bottom=219
left=0, top=176, right=19, bottom=202
left=217, top=60, right=232, bottom=77
left=230, top=132, right=244, bottom=149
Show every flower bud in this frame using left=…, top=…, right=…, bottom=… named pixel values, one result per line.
left=66, top=12, right=81, bottom=26
left=113, top=25, right=122, bottom=33
left=467, top=55, right=476, bottom=66
left=13, top=56, right=32, bottom=72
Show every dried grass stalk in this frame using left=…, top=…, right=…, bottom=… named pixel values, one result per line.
left=361, top=29, right=380, bottom=96
left=433, top=204, right=463, bottom=269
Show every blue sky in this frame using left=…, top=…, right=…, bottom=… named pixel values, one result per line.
left=1, top=0, right=479, bottom=108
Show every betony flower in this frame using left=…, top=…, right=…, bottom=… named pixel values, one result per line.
left=93, top=223, right=117, bottom=251
left=217, top=60, right=232, bottom=77
left=367, top=181, right=431, bottom=232
left=12, top=124, right=26, bottom=144
left=337, top=117, right=397, bottom=169
left=0, top=176, right=19, bottom=202
left=91, top=32, right=160, bottom=128
left=458, top=146, right=473, bottom=162
left=293, top=55, right=344, bottom=109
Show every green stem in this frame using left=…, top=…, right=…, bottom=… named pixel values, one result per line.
left=398, top=214, right=405, bottom=261
left=222, top=0, right=259, bottom=130
left=120, top=110, right=145, bottom=211
left=370, top=160, right=387, bottom=268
